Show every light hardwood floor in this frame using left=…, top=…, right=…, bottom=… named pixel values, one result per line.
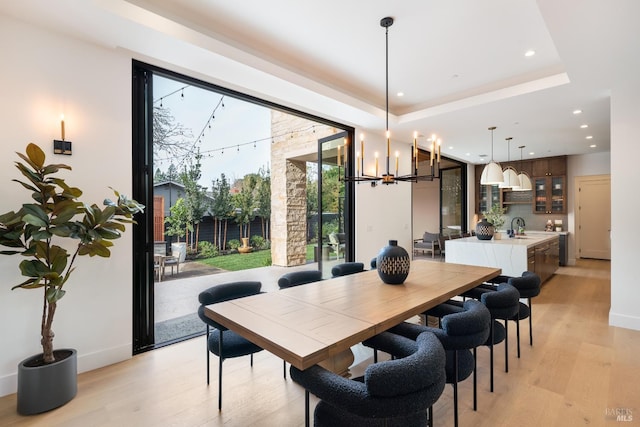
left=2, top=259, right=638, bottom=426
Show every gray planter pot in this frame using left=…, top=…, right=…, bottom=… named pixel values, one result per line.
left=17, top=348, right=77, bottom=415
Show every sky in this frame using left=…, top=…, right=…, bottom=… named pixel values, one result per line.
left=153, top=75, right=272, bottom=188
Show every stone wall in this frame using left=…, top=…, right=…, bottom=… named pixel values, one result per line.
left=270, top=110, right=339, bottom=266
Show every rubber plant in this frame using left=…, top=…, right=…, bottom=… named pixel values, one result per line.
left=0, top=143, right=144, bottom=364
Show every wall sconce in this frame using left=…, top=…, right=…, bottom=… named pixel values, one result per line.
left=53, top=114, right=72, bottom=155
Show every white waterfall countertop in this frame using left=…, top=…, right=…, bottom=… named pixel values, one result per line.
left=445, top=233, right=559, bottom=277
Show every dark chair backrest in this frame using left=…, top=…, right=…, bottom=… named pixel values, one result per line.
left=480, top=283, right=520, bottom=320
left=438, top=300, right=491, bottom=350
left=509, top=271, right=541, bottom=298
left=331, top=262, right=365, bottom=277
left=197, top=281, right=262, bottom=330
left=278, top=270, right=322, bottom=289
left=290, top=331, right=446, bottom=424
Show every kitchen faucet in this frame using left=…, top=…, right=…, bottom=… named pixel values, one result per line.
left=510, top=217, right=526, bottom=236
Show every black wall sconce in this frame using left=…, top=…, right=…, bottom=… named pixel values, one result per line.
left=53, top=114, right=72, bottom=155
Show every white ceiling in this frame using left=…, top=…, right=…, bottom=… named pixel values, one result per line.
left=2, top=0, right=637, bottom=164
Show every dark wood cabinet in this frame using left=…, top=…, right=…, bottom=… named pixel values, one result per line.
left=532, top=155, right=566, bottom=177
left=532, top=237, right=559, bottom=283
left=475, top=165, right=501, bottom=214
left=533, top=176, right=566, bottom=214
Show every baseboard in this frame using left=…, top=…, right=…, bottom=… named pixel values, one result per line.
left=0, top=343, right=131, bottom=398
left=609, top=311, right=640, bottom=331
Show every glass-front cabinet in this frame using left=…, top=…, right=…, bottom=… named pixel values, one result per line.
left=534, top=176, right=566, bottom=214
left=479, top=184, right=501, bottom=214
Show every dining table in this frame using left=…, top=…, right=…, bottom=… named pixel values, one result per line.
left=204, top=260, right=501, bottom=372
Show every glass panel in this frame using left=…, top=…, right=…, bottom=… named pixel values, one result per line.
left=317, top=134, right=347, bottom=278
left=551, top=176, right=564, bottom=212
left=534, top=178, right=547, bottom=213
left=441, top=168, right=462, bottom=237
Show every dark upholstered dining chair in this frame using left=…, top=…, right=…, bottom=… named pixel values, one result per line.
left=278, top=270, right=323, bottom=289
left=197, top=281, right=264, bottom=410
left=331, top=262, right=365, bottom=277
left=291, top=331, right=446, bottom=427
left=364, top=300, right=491, bottom=427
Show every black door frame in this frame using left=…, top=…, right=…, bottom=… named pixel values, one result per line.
left=131, top=60, right=354, bottom=354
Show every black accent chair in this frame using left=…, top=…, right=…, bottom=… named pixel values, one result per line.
left=278, top=270, right=322, bottom=289
left=197, top=281, right=264, bottom=410
left=331, top=262, right=365, bottom=277
left=277, top=270, right=322, bottom=377
left=364, top=300, right=491, bottom=427
left=291, top=331, right=446, bottom=427
left=480, top=272, right=541, bottom=357
left=461, top=283, right=520, bottom=392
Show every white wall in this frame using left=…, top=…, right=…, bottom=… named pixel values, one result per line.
left=355, top=133, right=413, bottom=266
left=0, top=17, right=133, bottom=396
left=609, top=86, right=640, bottom=330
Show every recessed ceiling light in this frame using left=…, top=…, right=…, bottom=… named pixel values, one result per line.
left=529, top=151, right=535, bottom=156
left=525, top=50, right=536, bottom=57
left=448, top=146, right=454, bottom=150
left=586, top=135, right=593, bottom=139
left=590, top=144, right=597, bottom=148
left=580, top=124, right=589, bottom=128
left=465, top=153, right=471, bottom=156
left=573, top=109, right=583, bottom=115
left=396, top=92, right=404, bottom=97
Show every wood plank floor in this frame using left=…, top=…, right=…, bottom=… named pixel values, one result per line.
left=2, top=259, right=638, bottom=426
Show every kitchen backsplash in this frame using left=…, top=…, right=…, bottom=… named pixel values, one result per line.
left=501, top=203, right=567, bottom=232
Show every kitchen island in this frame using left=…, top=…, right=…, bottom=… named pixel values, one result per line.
left=446, top=232, right=561, bottom=282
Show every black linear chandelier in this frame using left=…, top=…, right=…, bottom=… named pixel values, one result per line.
left=339, top=16, right=441, bottom=185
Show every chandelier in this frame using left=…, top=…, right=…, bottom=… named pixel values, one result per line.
left=340, top=16, right=441, bottom=185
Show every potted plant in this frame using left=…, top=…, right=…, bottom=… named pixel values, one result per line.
left=164, top=197, right=191, bottom=262
left=481, top=204, right=506, bottom=240
left=0, top=143, right=144, bottom=414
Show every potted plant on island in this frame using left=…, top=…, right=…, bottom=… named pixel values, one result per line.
left=0, top=143, right=144, bottom=415
left=480, top=204, right=507, bottom=240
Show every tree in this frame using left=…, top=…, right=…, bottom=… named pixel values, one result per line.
left=153, top=105, right=194, bottom=160
left=179, top=152, right=208, bottom=250
left=210, top=174, right=233, bottom=250
left=232, top=175, right=258, bottom=239
left=165, top=198, right=191, bottom=242
left=254, top=167, right=271, bottom=240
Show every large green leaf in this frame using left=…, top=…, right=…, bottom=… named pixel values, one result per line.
left=46, top=287, right=66, bottom=303
left=25, top=143, right=46, bottom=169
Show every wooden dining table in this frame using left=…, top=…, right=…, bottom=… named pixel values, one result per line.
left=204, top=260, right=501, bottom=371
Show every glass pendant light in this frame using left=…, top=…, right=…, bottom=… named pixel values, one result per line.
left=500, top=137, right=521, bottom=189
left=480, top=126, right=504, bottom=185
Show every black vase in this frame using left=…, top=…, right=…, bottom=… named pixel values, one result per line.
left=476, top=219, right=495, bottom=240
left=376, top=240, right=410, bottom=285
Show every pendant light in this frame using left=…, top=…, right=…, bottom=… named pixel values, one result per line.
left=513, top=145, right=533, bottom=191
left=500, top=137, right=521, bottom=189
left=480, top=126, right=504, bottom=185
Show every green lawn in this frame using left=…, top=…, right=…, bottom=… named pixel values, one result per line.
left=198, top=245, right=316, bottom=272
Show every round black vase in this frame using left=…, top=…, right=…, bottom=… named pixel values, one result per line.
left=476, top=219, right=495, bottom=240
left=376, top=240, right=410, bottom=285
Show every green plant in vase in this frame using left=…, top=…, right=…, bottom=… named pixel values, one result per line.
left=0, top=143, right=144, bottom=414
left=482, top=204, right=506, bottom=230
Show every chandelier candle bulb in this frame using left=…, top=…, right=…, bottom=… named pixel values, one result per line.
left=430, top=140, right=434, bottom=166
left=60, top=114, right=65, bottom=141
left=337, top=145, right=341, bottom=167
left=343, top=140, right=347, bottom=165
left=437, top=139, right=441, bottom=162
left=356, top=152, right=360, bottom=176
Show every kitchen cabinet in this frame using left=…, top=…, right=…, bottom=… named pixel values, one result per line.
left=475, top=165, right=502, bottom=214
left=532, top=155, right=566, bottom=176
left=533, top=239, right=559, bottom=283
left=533, top=176, right=566, bottom=214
